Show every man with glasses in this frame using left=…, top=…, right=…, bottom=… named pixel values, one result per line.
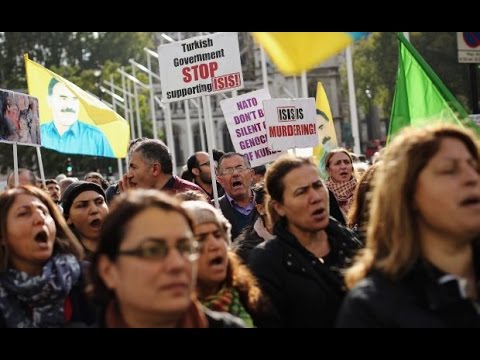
left=186, top=151, right=224, bottom=201
left=216, top=152, right=258, bottom=240
left=122, top=139, right=205, bottom=196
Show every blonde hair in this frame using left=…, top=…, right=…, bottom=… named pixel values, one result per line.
left=345, top=124, right=480, bottom=287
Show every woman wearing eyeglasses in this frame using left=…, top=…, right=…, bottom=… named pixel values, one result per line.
left=91, top=189, right=245, bottom=328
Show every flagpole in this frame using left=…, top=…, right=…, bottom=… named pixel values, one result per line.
left=202, top=95, right=220, bottom=209
left=13, top=142, right=19, bottom=187
left=164, top=103, right=177, bottom=175
left=346, top=46, right=361, bottom=155
left=184, top=99, right=194, bottom=156
left=36, top=147, right=46, bottom=188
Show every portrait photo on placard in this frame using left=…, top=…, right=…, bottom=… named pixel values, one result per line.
left=0, top=89, right=41, bottom=145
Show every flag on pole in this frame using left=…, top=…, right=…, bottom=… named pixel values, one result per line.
left=25, top=55, right=130, bottom=158
left=388, top=33, right=477, bottom=141
left=312, top=82, right=338, bottom=179
left=251, top=32, right=369, bottom=76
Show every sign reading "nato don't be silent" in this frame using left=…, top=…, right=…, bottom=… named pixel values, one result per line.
left=220, top=89, right=284, bottom=167
left=158, top=32, right=244, bottom=103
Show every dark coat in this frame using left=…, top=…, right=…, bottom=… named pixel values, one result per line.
left=329, top=190, right=346, bottom=225
left=336, top=255, right=480, bottom=328
left=248, top=217, right=362, bottom=327
left=218, top=195, right=258, bottom=240
left=77, top=304, right=246, bottom=328
left=66, top=269, right=97, bottom=326
left=231, top=225, right=264, bottom=264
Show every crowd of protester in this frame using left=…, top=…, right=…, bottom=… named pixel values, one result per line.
left=1, top=123, right=480, bottom=327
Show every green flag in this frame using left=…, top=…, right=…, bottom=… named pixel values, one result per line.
left=388, top=33, right=477, bottom=142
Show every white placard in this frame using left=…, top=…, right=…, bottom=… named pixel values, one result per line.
left=220, top=88, right=284, bottom=167
left=159, top=32, right=244, bottom=102
left=264, top=98, right=319, bottom=150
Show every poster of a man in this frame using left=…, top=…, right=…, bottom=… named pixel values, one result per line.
left=40, top=78, right=114, bottom=157
left=0, top=89, right=40, bottom=145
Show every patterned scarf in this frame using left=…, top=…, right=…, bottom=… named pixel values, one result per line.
left=104, top=298, right=208, bottom=328
left=201, top=286, right=254, bottom=327
left=326, top=176, right=357, bottom=217
left=0, top=253, right=81, bottom=328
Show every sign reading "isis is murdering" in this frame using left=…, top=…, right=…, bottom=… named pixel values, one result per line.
left=263, top=98, right=319, bottom=151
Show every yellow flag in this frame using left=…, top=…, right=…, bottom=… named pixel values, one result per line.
left=25, top=55, right=129, bottom=158
left=312, top=82, right=338, bottom=179
left=252, top=32, right=368, bottom=76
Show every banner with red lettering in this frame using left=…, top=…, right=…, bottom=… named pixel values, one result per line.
left=220, top=88, right=284, bottom=167
left=264, top=98, right=318, bottom=150
left=159, top=32, right=244, bottom=103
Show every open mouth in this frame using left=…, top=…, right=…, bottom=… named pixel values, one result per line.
left=312, top=208, right=325, bottom=216
left=209, top=256, right=224, bottom=266
left=232, top=180, right=242, bottom=189
left=89, top=218, right=102, bottom=229
left=34, top=230, right=48, bottom=244
left=461, top=196, right=480, bottom=206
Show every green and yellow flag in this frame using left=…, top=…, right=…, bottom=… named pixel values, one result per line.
left=389, top=33, right=477, bottom=142
left=25, top=55, right=129, bottom=158
left=312, top=82, right=338, bottom=179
